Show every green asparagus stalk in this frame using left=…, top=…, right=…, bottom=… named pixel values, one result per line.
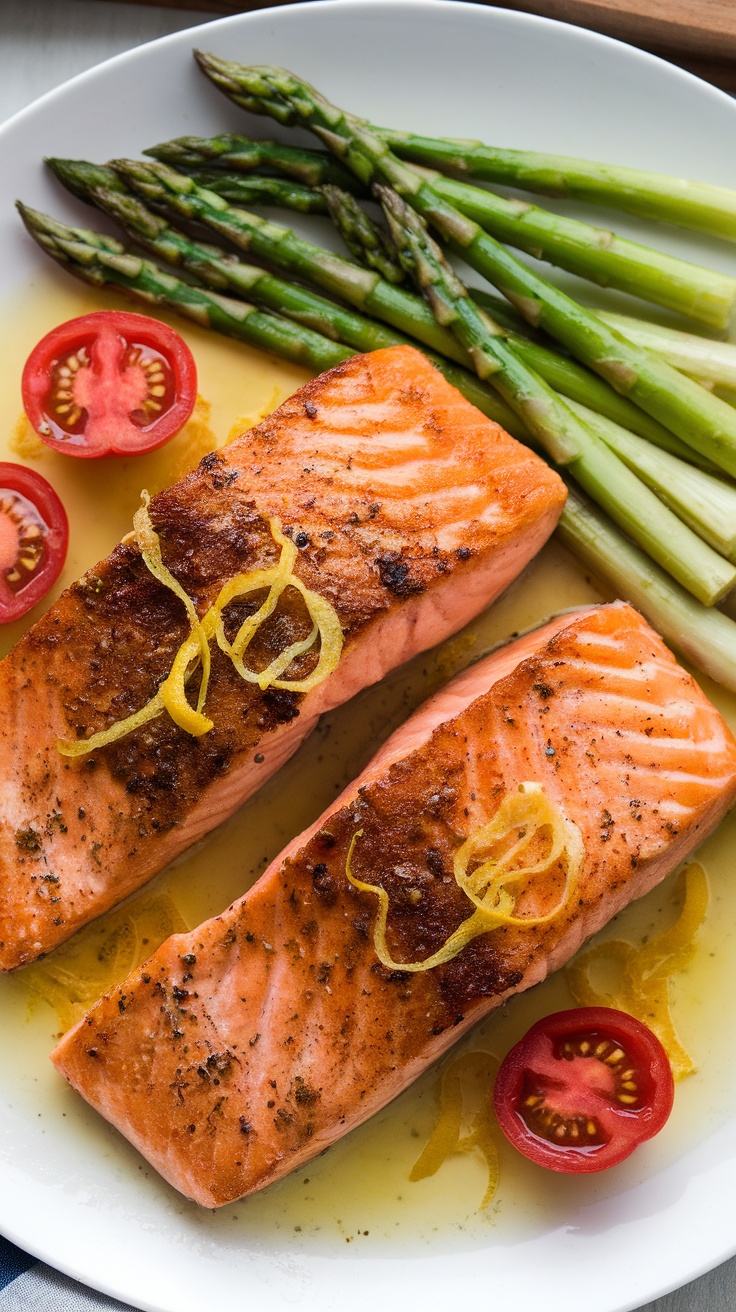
left=149, top=131, right=736, bottom=329
left=318, top=184, right=404, bottom=284
left=181, top=169, right=406, bottom=286
left=195, top=56, right=736, bottom=478
left=146, top=132, right=364, bottom=191
left=184, top=168, right=329, bottom=214
left=186, top=169, right=406, bottom=284
left=16, top=203, right=357, bottom=375
left=596, top=311, right=736, bottom=391
left=377, top=184, right=736, bottom=605
left=568, top=402, right=736, bottom=559
left=98, top=157, right=706, bottom=468
left=501, top=335, right=717, bottom=469
left=557, top=486, right=736, bottom=692
left=411, top=168, right=736, bottom=330
left=173, top=171, right=329, bottom=214
left=375, top=128, right=736, bottom=245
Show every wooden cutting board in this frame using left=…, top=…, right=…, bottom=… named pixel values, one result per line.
left=100, top=0, right=736, bottom=91
left=494, top=0, right=736, bottom=58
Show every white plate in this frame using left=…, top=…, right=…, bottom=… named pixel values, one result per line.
left=2, top=4, right=736, bottom=1310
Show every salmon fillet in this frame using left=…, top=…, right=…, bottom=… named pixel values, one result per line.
left=51, top=601, right=736, bottom=1206
left=0, top=345, right=565, bottom=972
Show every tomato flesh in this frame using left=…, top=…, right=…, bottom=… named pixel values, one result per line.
left=0, top=463, right=68, bottom=622
left=494, top=1007, right=674, bottom=1173
left=22, top=311, right=197, bottom=458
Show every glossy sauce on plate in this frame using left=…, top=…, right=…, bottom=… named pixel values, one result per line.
left=0, top=282, right=735, bottom=1254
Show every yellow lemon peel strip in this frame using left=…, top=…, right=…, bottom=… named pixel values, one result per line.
left=58, top=510, right=343, bottom=757
left=410, top=1051, right=501, bottom=1209
left=57, top=692, right=166, bottom=759
left=215, top=519, right=343, bottom=694
left=566, top=862, right=708, bottom=1080
left=57, top=492, right=213, bottom=755
left=134, top=491, right=213, bottom=736
left=346, top=783, right=585, bottom=972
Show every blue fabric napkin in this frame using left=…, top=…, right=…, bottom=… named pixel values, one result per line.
left=0, top=1236, right=135, bottom=1310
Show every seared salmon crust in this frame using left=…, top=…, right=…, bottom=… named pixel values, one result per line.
left=0, top=346, right=565, bottom=970
left=51, top=602, right=736, bottom=1206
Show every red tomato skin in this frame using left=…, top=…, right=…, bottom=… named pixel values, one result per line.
left=0, top=463, right=68, bottom=622
left=21, top=311, right=197, bottom=459
left=493, top=1007, right=675, bottom=1175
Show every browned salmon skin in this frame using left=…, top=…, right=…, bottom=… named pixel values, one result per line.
left=0, top=345, right=565, bottom=971
left=51, top=601, right=736, bottom=1206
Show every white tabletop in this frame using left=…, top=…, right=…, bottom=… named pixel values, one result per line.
left=0, top=3, right=734, bottom=1309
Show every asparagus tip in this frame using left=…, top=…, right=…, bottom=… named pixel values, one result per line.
left=193, top=49, right=219, bottom=76
left=15, top=199, right=38, bottom=226
left=44, top=156, right=75, bottom=183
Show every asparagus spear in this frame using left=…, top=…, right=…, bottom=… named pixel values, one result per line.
left=94, top=157, right=704, bottom=468
left=377, top=184, right=735, bottom=605
left=170, top=171, right=329, bottom=214
left=501, top=336, right=717, bottom=469
left=375, top=129, right=736, bottom=245
left=180, top=168, right=407, bottom=287
left=568, top=402, right=736, bottom=559
left=318, top=184, right=404, bottom=284
left=150, top=131, right=736, bottom=329
left=195, top=56, right=736, bottom=479
left=187, top=169, right=406, bottom=284
left=414, top=169, right=736, bottom=330
left=596, top=311, right=736, bottom=391
left=146, top=132, right=364, bottom=192
left=184, top=167, right=326, bottom=212
left=557, top=486, right=736, bottom=692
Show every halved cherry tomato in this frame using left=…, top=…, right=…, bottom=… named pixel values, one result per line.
left=493, top=1007, right=674, bottom=1173
left=0, top=463, right=68, bottom=621
left=21, top=311, right=197, bottom=459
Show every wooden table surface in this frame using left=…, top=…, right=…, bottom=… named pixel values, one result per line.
left=1, top=2, right=735, bottom=1309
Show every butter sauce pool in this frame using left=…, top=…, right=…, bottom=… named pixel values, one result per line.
left=0, top=282, right=735, bottom=1255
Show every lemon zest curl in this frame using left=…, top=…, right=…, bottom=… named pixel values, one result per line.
left=58, top=495, right=343, bottom=757
left=346, top=783, right=585, bottom=972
